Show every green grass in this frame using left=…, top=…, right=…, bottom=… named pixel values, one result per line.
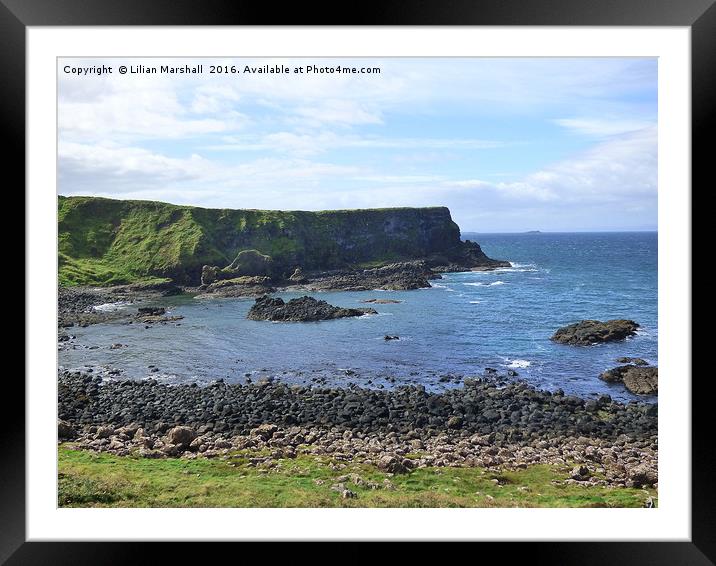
left=58, top=446, right=656, bottom=508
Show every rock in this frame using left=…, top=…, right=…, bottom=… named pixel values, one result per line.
left=161, top=443, right=179, bottom=457
left=571, top=465, right=590, bottom=480
left=226, top=249, right=274, bottom=277
left=166, top=426, right=196, bottom=448
left=247, top=295, right=377, bottom=322
left=626, top=463, right=657, bottom=487
left=307, top=261, right=435, bottom=292
left=250, top=423, right=278, bottom=440
left=447, top=416, right=463, bottom=429
left=551, top=319, right=640, bottom=345
left=201, top=265, right=219, bottom=286
left=58, top=420, right=75, bottom=439
left=137, top=307, right=166, bottom=317
left=616, top=357, right=648, bottom=366
left=96, top=425, right=115, bottom=439
left=384, top=335, right=400, bottom=341
left=201, top=276, right=275, bottom=298
left=600, top=366, right=658, bottom=395
left=376, top=454, right=410, bottom=474
left=288, top=267, right=306, bottom=282
left=362, top=299, right=402, bottom=304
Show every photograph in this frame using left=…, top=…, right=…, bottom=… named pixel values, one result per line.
left=55, top=56, right=660, bottom=509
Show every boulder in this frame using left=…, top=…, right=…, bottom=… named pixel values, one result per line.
left=376, top=454, right=411, bottom=474
left=95, top=425, right=115, bottom=439
left=201, top=265, right=219, bottom=286
left=288, top=267, right=306, bottom=282
left=166, top=426, right=197, bottom=449
left=58, top=420, right=75, bottom=439
left=247, top=295, right=377, bottom=322
left=600, top=365, right=658, bottom=395
left=551, top=319, right=640, bottom=345
left=626, top=463, right=657, bottom=487
left=137, top=307, right=166, bottom=317
left=250, top=423, right=278, bottom=440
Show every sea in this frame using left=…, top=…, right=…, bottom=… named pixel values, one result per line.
left=59, top=232, right=658, bottom=403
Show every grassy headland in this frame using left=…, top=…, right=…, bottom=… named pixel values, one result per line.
left=58, top=196, right=466, bottom=286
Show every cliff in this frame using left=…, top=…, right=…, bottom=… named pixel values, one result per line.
left=58, top=196, right=504, bottom=286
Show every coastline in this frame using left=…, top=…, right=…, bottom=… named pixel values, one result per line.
left=57, top=239, right=658, bottom=508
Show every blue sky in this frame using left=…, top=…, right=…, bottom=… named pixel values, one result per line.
left=58, top=58, right=657, bottom=232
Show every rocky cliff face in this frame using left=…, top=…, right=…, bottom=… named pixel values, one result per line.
left=58, top=196, right=506, bottom=285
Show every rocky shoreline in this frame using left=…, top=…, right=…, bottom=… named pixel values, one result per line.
left=57, top=258, right=510, bottom=328
left=58, top=371, right=657, bottom=488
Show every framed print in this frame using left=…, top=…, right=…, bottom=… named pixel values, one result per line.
left=7, top=0, right=709, bottom=561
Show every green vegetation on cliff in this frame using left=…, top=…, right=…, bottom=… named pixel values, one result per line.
left=58, top=196, right=466, bottom=286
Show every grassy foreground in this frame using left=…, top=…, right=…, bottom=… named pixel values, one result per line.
left=58, top=446, right=656, bottom=508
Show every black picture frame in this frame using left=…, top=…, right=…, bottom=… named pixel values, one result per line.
left=7, top=0, right=707, bottom=561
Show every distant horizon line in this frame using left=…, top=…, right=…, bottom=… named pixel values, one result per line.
left=462, top=229, right=658, bottom=234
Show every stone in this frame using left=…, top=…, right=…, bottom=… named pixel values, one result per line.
left=376, top=454, right=410, bottom=474
left=58, top=420, right=75, bottom=439
left=96, top=425, right=115, bottom=439
left=201, top=265, right=219, bottom=286
left=551, top=320, right=640, bottom=345
left=247, top=295, right=377, bottom=322
left=627, top=464, right=657, bottom=487
left=288, top=267, right=306, bottom=282
left=600, top=366, right=658, bottom=395
left=250, top=423, right=278, bottom=440
left=137, top=307, right=166, bottom=317
left=166, top=426, right=197, bottom=449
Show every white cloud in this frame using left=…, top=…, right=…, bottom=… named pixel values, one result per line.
left=293, top=99, right=383, bottom=126
left=445, top=126, right=656, bottom=204
left=206, top=132, right=507, bottom=157
left=555, top=118, right=655, bottom=137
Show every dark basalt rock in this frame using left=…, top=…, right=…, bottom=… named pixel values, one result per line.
left=600, top=365, right=658, bottom=395
left=616, top=357, right=648, bottom=366
left=305, top=261, right=436, bottom=292
left=58, top=370, right=657, bottom=441
left=137, top=307, right=166, bottom=316
left=551, top=319, right=640, bottom=345
left=247, top=295, right=377, bottom=322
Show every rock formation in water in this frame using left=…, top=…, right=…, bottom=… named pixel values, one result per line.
left=551, top=320, right=640, bottom=345
left=247, top=295, right=377, bottom=322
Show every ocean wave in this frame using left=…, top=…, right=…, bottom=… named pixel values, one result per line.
left=464, top=281, right=506, bottom=287
left=505, top=359, right=531, bottom=369
left=431, top=283, right=457, bottom=291
left=92, top=301, right=131, bottom=312
left=492, top=262, right=539, bottom=273
left=469, top=300, right=481, bottom=304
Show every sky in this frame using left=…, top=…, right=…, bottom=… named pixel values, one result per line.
left=58, top=57, right=657, bottom=232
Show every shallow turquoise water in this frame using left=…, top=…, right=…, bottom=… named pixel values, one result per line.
left=59, top=232, right=657, bottom=402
